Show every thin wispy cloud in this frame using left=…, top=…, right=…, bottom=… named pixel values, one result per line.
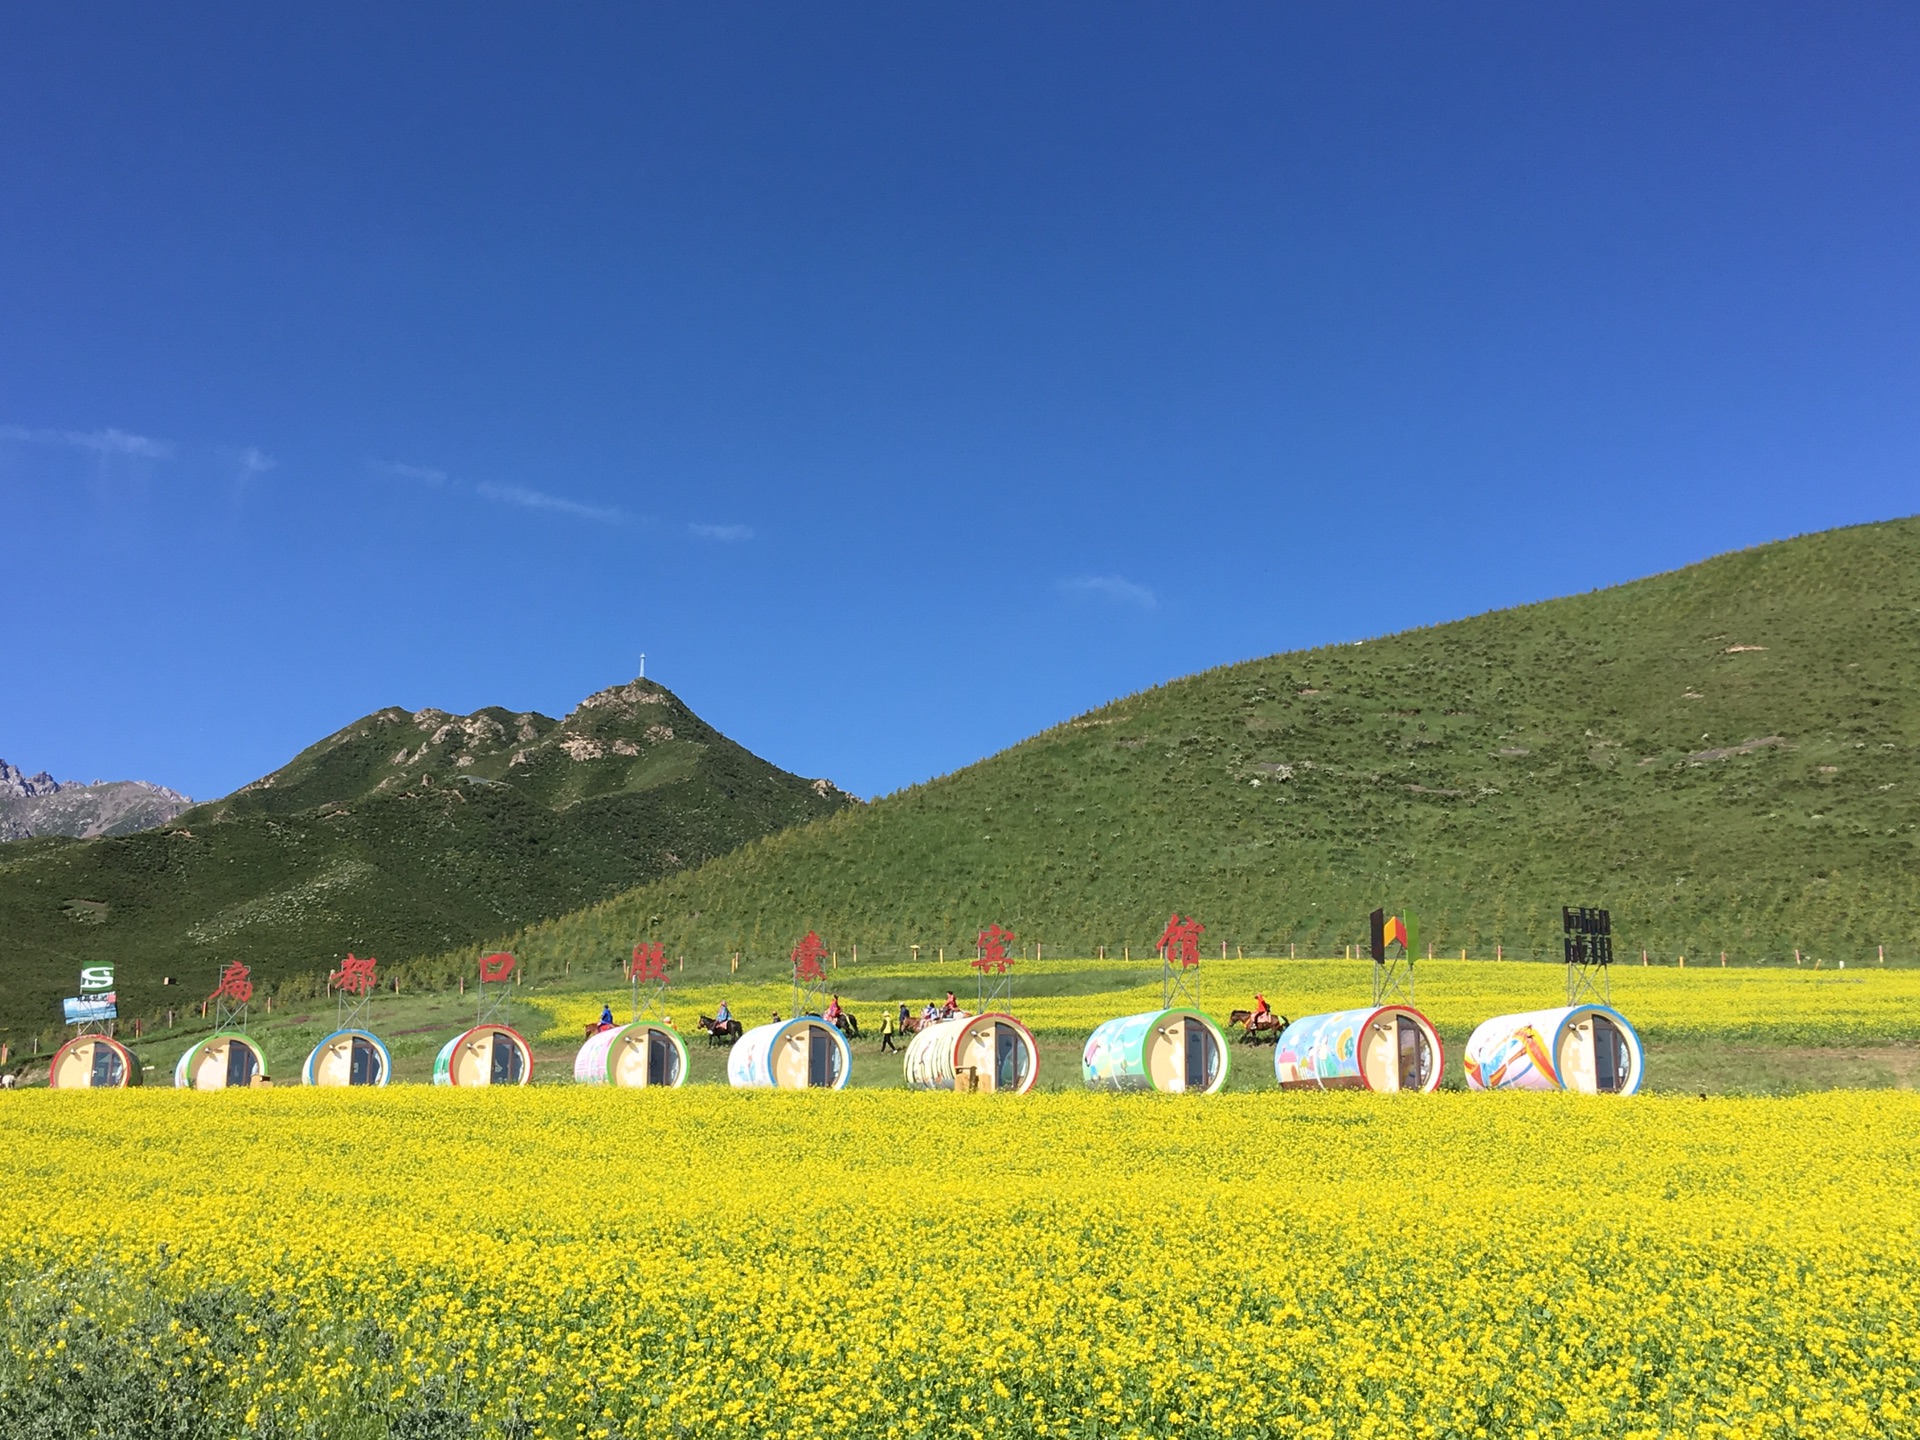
left=232, top=446, right=275, bottom=479
left=372, top=460, right=447, bottom=485
left=689, top=522, right=754, bottom=542
left=0, top=424, right=172, bottom=459
left=1058, top=574, right=1158, bottom=610
left=477, top=481, right=624, bottom=525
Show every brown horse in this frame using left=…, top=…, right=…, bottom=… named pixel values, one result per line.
left=697, top=1014, right=743, bottom=1047
left=1227, top=1009, right=1289, bottom=1045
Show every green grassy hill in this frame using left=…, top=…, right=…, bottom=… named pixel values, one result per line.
left=489, top=518, right=1920, bottom=981
left=0, top=678, right=851, bottom=1045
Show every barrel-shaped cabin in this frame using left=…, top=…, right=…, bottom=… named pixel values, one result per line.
left=904, top=1013, right=1039, bottom=1094
left=433, top=1025, right=534, bottom=1086
left=1464, top=1005, right=1643, bottom=1094
left=303, top=1029, right=392, bottom=1087
left=727, top=1017, right=850, bottom=1090
left=573, top=1022, right=689, bottom=1088
left=1274, top=1006, right=1444, bottom=1092
left=1082, top=1009, right=1229, bottom=1094
left=49, top=1035, right=143, bottom=1089
left=173, top=1032, right=270, bottom=1090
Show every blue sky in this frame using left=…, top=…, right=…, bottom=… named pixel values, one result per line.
left=3, top=3, right=1917, bottom=801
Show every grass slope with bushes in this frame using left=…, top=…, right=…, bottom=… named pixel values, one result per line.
left=0, top=679, right=851, bottom=1044
left=496, top=518, right=1920, bottom=982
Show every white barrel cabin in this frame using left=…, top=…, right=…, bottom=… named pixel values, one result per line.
left=173, top=1032, right=270, bottom=1090
left=1273, top=1006, right=1444, bottom=1092
left=573, top=1022, right=689, bottom=1088
left=727, top=1017, right=851, bottom=1090
left=302, top=1028, right=392, bottom=1087
left=48, top=1034, right=143, bottom=1089
left=1081, top=1009, right=1230, bottom=1094
left=1464, top=1005, right=1643, bottom=1094
left=433, top=1024, right=534, bottom=1086
left=904, top=1013, right=1039, bottom=1094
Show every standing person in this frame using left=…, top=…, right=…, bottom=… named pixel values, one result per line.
left=878, top=1007, right=898, bottom=1053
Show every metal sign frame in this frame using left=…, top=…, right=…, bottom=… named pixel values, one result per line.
left=331, top=953, right=379, bottom=1032
left=790, top=932, right=831, bottom=1019
left=974, top=924, right=1017, bottom=1012
left=1370, top=908, right=1417, bottom=1006
left=629, top=943, right=671, bottom=1023
left=1158, top=914, right=1204, bottom=1011
left=476, top=952, right=516, bottom=1026
left=1563, top=906, right=1613, bottom=1005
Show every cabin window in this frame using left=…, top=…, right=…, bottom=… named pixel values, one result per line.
left=90, top=1044, right=122, bottom=1087
left=1592, top=1015, right=1627, bottom=1093
left=350, top=1036, right=379, bottom=1086
left=490, top=1033, right=522, bottom=1085
left=226, top=1042, right=258, bottom=1087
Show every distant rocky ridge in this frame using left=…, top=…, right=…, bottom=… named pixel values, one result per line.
left=0, top=759, right=191, bottom=841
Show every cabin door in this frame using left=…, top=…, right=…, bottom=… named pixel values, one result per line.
left=349, top=1036, right=379, bottom=1086
left=1184, top=1020, right=1217, bottom=1091
left=226, top=1041, right=258, bottom=1087
left=1591, top=1015, right=1627, bottom=1093
left=1397, top=1019, right=1430, bottom=1090
left=90, top=1043, right=123, bottom=1087
left=808, top=1027, right=831, bottom=1087
left=490, top=1034, right=522, bottom=1085
left=647, top=1030, right=675, bottom=1087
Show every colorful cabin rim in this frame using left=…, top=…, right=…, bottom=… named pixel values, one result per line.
left=1274, top=1006, right=1444, bottom=1093
left=433, top=1025, right=534, bottom=1087
left=727, top=1017, right=851, bottom=1090
left=1464, top=1005, right=1643, bottom=1095
left=173, top=1032, right=270, bottom=1090
left=302, top=1029, right=392, bottom=1087
left=49, top=1034, right=143, bottom=1089
left=904, top=1013, right=1039, bottom=1094
left=1082, top=1009, right=1229, bottom=1094
left=573, top=1022, right=689, bottom=1088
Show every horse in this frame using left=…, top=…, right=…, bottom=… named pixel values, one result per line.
left=697, top=1014, right=743, bottom=1047
left=1227, top=1009, right=1289, bottom=1045
left=832, top=1012, right=861, bottom=1040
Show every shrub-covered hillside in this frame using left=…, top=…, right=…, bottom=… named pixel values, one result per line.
left=494, top=519, right=1920, bottom=979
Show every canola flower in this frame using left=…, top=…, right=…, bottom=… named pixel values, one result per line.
left=2, top=1087, right=1916, bottom=1438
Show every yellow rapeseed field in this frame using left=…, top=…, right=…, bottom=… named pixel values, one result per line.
left=3, top=1087, right=1916, bottom=1438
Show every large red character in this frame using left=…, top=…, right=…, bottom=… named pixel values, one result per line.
left=973, top=924, right=1017, bottom=975
left=478, top=952, right=517, bottom=984
left=330, top=953, right=378, bottom=995
left=791, top=931, right=828, bottom=983
left=630, top=943, right=669, bottom=983
left=209, top=961, right=253, bottom=1006
left=1158, top=914, right=1205, bottom=968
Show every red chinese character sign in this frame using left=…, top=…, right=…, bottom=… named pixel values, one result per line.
left=630, top=944, right=669, bottom=983
left=479, top=952, right=517, bottom=984
left=973, top=924, right=1018, bottom=1011
left=1158, top=913, right=1205, bottom=1008
left=791, top=931, right=829, bottom=1016
left=209, top=961, right=253, bottom=1029
left=331, top=953, right=378, bottom=995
